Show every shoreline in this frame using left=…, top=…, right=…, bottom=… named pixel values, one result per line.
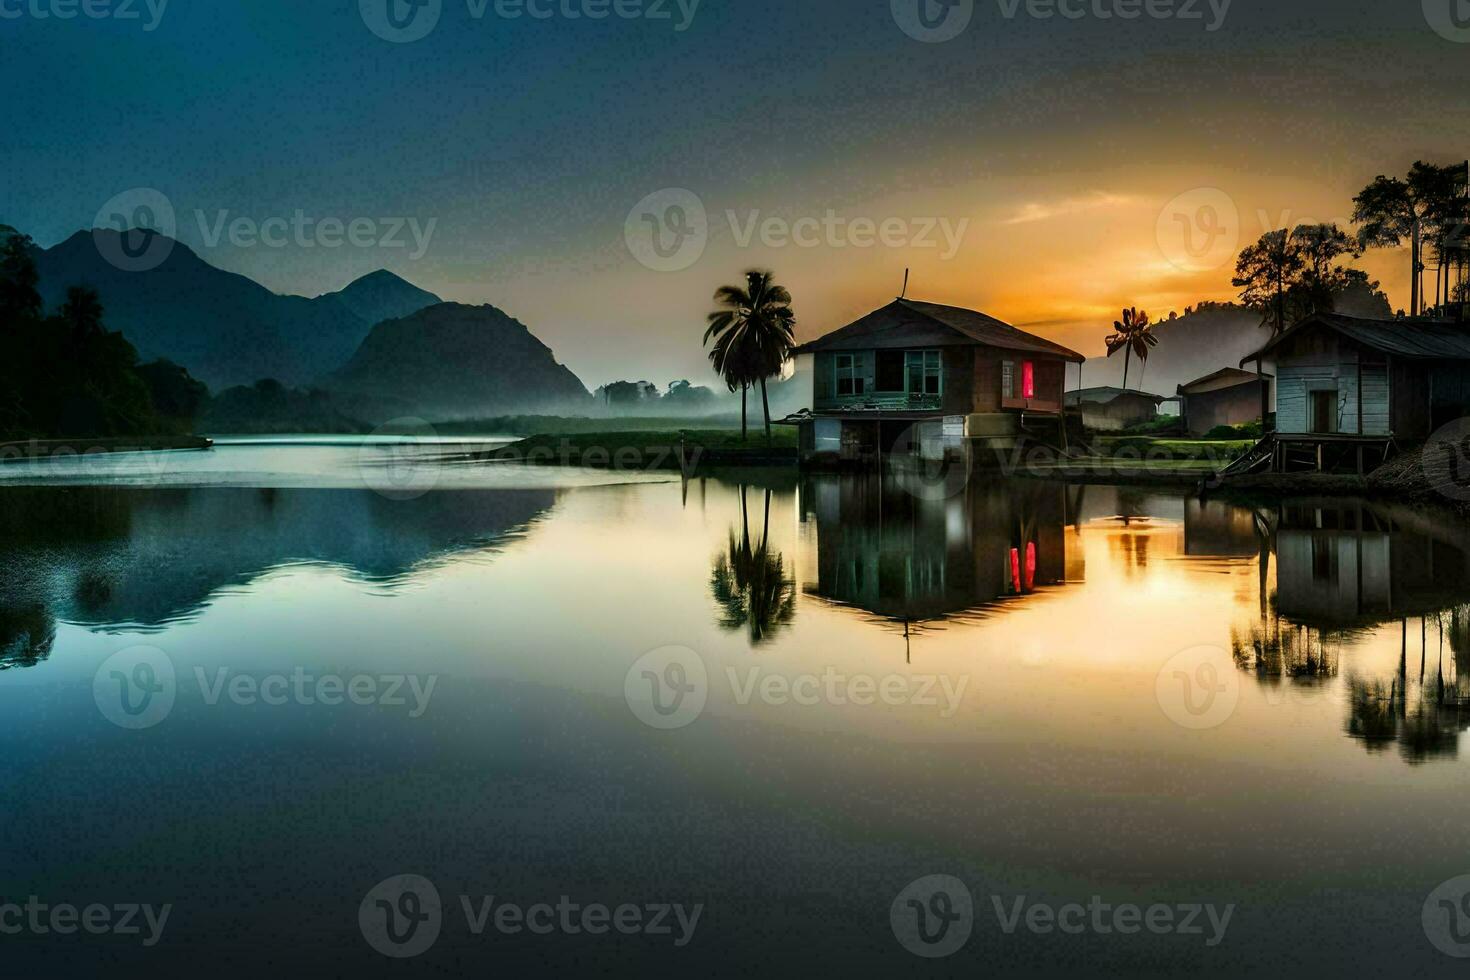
left=0, top=436, right=214, bottom=461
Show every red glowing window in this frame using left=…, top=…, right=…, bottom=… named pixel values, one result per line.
left=1022, top=362, right=1036, bottom=399
left=1025, top=542, right=1037, bottom=590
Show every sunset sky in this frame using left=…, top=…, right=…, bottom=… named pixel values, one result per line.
left=6, top=0, right=1470, bottom=387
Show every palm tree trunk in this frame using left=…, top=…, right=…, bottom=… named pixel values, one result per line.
left=740, top=383, right=748, bottom=441
left=760, top=375, right=772, bottom=446
left=1412, top=222, right=1422, bottom=316
left=1122, top=349, right=1131, bottom=390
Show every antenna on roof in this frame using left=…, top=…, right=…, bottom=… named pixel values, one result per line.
left=899, top=268, right=909, bottom=300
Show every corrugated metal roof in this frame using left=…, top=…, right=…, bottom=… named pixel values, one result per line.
left=1243, top=314, right=1470, bottom=364
left=1178, top=367, right=1271, bottom=395
left=1064, top=386, right=1166, bottom=407
left=794, top=299, right=1085, bottom=362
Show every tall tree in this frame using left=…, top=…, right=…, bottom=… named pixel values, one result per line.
left=1104, top=307, right=1155, bottom=390
left=1290, top=223, right=1359, bottom=320
left=1233, top=229, right=1306, bottom=336
left=0, top=232, right=41, bottom=322
left=1353, top=163, right=1460, bottom=317
left=59, top=286, right=106, bottom=344
left=704, top=270, right=797, bottom=443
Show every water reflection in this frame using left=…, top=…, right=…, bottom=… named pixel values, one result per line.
left=791, top=476, right=1470, bottom=763
left=1228, top=499, right=1470, bottom=762
left=0, top=485, right=554, bottom=634
left=710, top=485, right=797, bottom=645
left=798, top=475, right=1067, bottom=622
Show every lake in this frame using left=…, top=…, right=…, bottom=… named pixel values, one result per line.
left=2, top=441, right=1469, bottom=976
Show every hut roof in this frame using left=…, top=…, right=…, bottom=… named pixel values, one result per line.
left=795, top=299, right=1085, bottom=362
left=1178, top=367, right=1272, bottom=395
left=1243, top=314, right=1470, bottom=365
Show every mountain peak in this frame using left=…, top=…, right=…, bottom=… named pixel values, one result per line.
left=322, top=269, right=442, bottom=327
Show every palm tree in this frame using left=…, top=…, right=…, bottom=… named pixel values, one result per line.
left=704, top=271, right=796, bottom=443
left=1104, top=308, right=1155, bottom=390
left=59, top=286, right=105, bottom=343
left=709, top=486, right=796, bottom=645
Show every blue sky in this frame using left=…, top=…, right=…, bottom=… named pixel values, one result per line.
left=5, top=0, right=1469, bottom=386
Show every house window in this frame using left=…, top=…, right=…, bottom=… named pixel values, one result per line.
left=1022, top=362, right=1036, bottom=399
left=1002, top=361, right=1015, bottom=399
left=835, top=354, right=864, bottom=397
left=906, top=351, right=941, bottom=397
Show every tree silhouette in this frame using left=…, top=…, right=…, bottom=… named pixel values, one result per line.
left=1104, top=307, right=1154, bottom=389
left=705, top=271, right=796, bottom=443
left=710, top=486, right=797, bottom=645
left=1352, top=163, right=1461, bottom=317
left=0, top=241, right=206, bottom=440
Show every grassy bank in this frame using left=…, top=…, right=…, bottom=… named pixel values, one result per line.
left=436, top=415, right=748, bottom=437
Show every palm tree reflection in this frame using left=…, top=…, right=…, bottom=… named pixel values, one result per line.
left=710, top=486, right=796, bottom=646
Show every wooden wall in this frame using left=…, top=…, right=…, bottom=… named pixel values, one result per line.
left=1273, top=330, right=1389, bottom=435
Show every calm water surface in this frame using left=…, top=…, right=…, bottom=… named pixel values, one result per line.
left=2, top=442, right=1469, bottom=976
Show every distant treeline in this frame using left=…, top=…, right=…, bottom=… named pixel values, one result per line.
left=0, top=233, right=206, bottom=441
left=593, top=379, right=722, bottom=415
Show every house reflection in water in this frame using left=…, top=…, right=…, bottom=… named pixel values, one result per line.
left=1230, top=498, right=1470, bottom=763
left=797, top=474, right=1068, bottom=622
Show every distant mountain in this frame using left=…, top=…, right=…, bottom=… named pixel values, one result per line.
left=1080, top=286, right=1393, bottom=396
left=316, top=269, right=442, bottom=327
left=327, top=302, right=593, bottom=420
left=29, top=229, right=441, bottom=391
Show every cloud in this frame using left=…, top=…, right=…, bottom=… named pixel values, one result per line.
left=1001, top=192, right=1140, bottom=226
